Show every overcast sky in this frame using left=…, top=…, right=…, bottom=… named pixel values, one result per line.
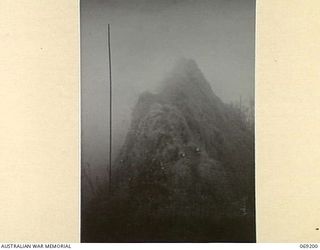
left=81, top=0, right=255, bottom=171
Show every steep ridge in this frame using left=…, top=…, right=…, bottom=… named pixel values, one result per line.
left=82, top=59, right=255, bottom=242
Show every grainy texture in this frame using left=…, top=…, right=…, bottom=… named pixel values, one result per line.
left=1, top=0, right=320, bottom=243
left=82, top=59, right=255, bottom=242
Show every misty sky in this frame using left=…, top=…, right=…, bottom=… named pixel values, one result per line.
left=81, top=0, right=255, bottom=171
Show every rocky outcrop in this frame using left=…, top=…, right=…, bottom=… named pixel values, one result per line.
left=82, top=59, right=255, bottom=242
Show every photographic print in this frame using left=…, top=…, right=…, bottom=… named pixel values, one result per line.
left=81, top=0, right=255, bottom=242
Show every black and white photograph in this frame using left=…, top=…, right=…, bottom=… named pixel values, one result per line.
left=81, top=0, right=255, bottom=242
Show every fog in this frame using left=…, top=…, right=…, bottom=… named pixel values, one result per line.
left=81, top=0, right=255, bottom=175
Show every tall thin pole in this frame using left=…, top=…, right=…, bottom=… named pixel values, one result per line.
left=108, top=24, right=112, bottom=191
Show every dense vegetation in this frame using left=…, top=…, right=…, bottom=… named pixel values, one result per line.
left=82, top=59, right=255, bottom=242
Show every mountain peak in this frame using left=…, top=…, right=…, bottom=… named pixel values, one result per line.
left=159, top=58, right=219, bottom=108
left=85, top=58, right=255, bottom=242
left=168, top=58, right=204, bottom=82
left=172, top=58, right=200, bottom=74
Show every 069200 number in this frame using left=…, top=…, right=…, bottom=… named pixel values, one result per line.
left=300, top=244, right=318, bottom=248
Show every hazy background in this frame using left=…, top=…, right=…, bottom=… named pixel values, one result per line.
left=81, top=0, right=255, bottom=179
